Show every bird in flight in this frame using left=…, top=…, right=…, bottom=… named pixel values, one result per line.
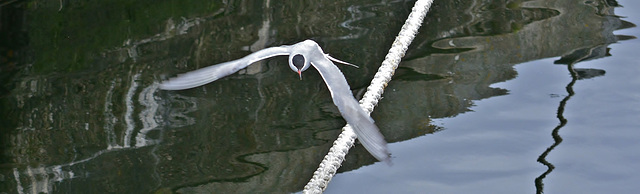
left=160, top=40, right=390, bottom=163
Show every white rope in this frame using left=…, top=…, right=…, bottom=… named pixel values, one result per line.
left=303, top=0, right=434, bottom=193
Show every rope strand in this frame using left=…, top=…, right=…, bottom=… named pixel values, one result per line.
left=303, top=0, right=434, bottom=193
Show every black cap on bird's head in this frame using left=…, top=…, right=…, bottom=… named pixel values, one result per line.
left=289, top=54, right=310, bottom=80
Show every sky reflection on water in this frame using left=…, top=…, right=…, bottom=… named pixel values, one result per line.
left=327, top=1, right=640, bottom=192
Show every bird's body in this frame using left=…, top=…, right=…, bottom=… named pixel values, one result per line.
left=160, top=40, right=390, bottom=163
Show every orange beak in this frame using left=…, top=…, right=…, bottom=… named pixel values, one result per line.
left=298, top=70, right=302, bottom=80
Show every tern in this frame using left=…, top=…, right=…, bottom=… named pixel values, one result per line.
left=160, top=40, right=390, bottom=163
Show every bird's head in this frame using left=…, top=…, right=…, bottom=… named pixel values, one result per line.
left=288, top=54, right=311, bottom=80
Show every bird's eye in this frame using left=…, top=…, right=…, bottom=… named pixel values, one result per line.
left=292, top=54, right=305, bottom=70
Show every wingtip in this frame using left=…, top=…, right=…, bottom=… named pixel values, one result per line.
left=382, top=156, right=393, bottom=166
left=157, top=83, right=174, bottom=90
left=373, top=147, right=392, bottom=165
left=157, top=80, right=184, bottom=90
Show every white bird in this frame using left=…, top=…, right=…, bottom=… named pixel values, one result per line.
left=160, top=40, right=390, bottom=163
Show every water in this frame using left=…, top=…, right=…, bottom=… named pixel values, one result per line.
left=1, top=0, right=638, bottom=193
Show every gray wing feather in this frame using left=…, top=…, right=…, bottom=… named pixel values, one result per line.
left=160, top=46, right=292, bottom=90
left=159, top=40, right=390, bottom=163
left=309, top=53, right=391, bottom=163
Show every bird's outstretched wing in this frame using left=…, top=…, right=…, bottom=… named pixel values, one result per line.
left=159, top=40, right=390, bottom=163
left=160, top=46, right=292, bottom=90
left=306, top=45, right=391, bottom=163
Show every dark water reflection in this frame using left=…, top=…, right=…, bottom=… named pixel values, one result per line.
left=0, top=0, right=635, bottom=193
left=534, top=21, right=620, bottom=192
